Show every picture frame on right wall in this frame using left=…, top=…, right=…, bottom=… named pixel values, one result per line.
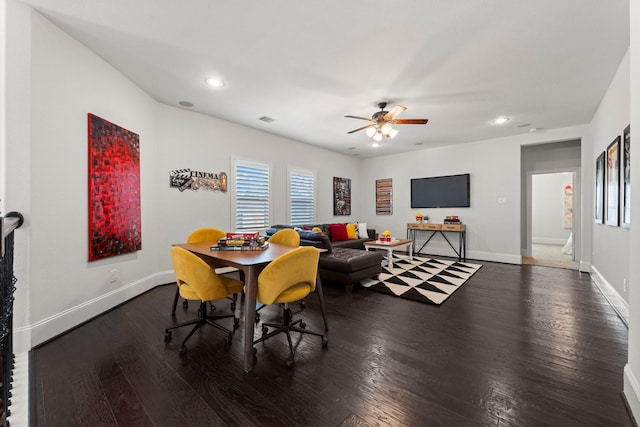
left=595, top=151, right=605, bottom=224
left=623, top=125, right=631, bottom=228
left=605, top=136, right=621, bottom=227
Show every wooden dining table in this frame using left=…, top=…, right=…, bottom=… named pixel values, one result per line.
left=173, top=241, right=328, bottom=372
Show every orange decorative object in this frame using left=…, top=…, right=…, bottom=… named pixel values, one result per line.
left=220, top=172, right=227, bottom=192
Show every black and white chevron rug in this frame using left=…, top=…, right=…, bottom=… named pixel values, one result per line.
left=360, top=254, right=482, bottom=305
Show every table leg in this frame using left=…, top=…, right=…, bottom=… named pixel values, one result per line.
left=243, top=265, right=258, bottom=373
left=408, top=242, right=413, bottom=261
left=387, top=248, right=394, bottom=269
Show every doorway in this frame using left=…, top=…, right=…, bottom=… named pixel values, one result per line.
left=523, top=172, right=575, bottom=269
left=521, top=139, right=581, bottom=270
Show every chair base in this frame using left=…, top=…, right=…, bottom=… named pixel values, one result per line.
left=165, top=301, right=239, bottom=355
left=253, top=306, right=327, bottom=367
left=171, top=287, right=238, bottom=315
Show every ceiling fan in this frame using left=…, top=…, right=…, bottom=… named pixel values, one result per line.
left=345, top=102, right=428, bottom=141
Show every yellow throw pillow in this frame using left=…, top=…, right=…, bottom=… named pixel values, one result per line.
left=346, top=223, right=358, bottom=240
left=312, top=227, right=322, bottom=233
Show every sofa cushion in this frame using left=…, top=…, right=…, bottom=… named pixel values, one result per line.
left=328, top=223, right=348, bottom=241
left=346, top=223, right=358, bottom=240
left=357, top=222, right=369, bottom=239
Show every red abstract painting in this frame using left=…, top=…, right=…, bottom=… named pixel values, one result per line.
left=88, top=114, right=141, bottom=261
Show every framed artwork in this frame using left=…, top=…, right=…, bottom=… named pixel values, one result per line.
left=623, top=125, right=631, bottom=228
left=88, top=113, right=141, bottom=261
left=595, top=151, right=605, bottom=224
left=605, top=136, right=620, bottom=227
left=563, top=184, right=573, bottom=229
left=333, top=177, right=351, bottom=216
left=375, top=178, right=393, bottom=215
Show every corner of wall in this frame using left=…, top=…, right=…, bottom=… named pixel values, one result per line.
left=624, top=365, right=640, bottom=426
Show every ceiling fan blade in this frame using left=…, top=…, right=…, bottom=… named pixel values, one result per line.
left=394, top=119, right=429, bottom=125
left=344, top=115, right=373, bottom=121
left=347, top=123, right=375, bottom=134
left=384, top=105, right=407, bottom=120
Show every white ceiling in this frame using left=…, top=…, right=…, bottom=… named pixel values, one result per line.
left=20, top=0, right=629, bottom=158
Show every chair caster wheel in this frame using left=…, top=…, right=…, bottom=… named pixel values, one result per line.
left=179, top=346, right=187, bottom=356
left=322, top=337, right=329, bottom=348
left=261, top=325, right=268, bottom=336
left=234, top=317, right=240, bottom=329
left=164, top=330, right=172, bottom=342
left=286, top=355, right=295, bottom=368
left=182, top=300, right=188, bottom=309
left=226, top=333, right=232, bottom=344
left=300, top=321, right=306, bottom=329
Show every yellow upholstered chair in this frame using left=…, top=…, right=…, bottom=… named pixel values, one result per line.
left=172, top=227, right=236, bottom=314
left=165, top=246, right=244, bottom=355
left=267, top=228, right=300, bottom=246
left=252, top=246, right=328, bottom=367
left=255, top=228, right=301, bottom=322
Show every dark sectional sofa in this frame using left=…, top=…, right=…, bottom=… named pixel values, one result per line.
left=265, top=224, right=383, bottom=291
left=266, top=223, right=376, bottom=249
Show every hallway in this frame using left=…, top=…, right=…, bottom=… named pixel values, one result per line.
left=523, top=243, right=575, bottom=269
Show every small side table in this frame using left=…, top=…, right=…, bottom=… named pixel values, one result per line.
left=363, top=238, right=413, bottom=269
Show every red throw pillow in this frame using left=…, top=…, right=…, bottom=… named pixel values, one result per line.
left=328, top=223, right=348, bottom=241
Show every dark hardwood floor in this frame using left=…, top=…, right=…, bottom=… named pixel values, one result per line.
left=31, top=260, right=634, bottom=426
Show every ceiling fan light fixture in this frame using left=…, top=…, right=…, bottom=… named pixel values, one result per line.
left=388, top=128, right=399, bottom=139
left=373, top=131, right=383, bottom=142
left=380, top=123, right=393, bottom=135
left=366, top=127, right=377, bottom=138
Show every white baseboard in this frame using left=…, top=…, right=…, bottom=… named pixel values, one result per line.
left=532, top=237, right=568, bottom=245
left=590, top=266, right=629, bottom=326
left=413, top=248, right=521, bottom=265
left=624, top=364, right=640, bottom=425
left=467, top=250, right=522, bottom=264
left=14, top=270, right=175, bottom=351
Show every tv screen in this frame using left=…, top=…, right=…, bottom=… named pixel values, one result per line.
left=411, top=174, right=470, bottom=208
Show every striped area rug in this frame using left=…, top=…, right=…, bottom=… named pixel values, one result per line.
left=360, top=254, right=482, bottom=305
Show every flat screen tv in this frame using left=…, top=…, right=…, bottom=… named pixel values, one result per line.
left=411, top=174, right=470, bottom=208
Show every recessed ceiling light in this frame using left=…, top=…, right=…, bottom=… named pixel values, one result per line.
left=205, top=77, right=225, bottom=88
left=491, top=116, right=510, bottom=125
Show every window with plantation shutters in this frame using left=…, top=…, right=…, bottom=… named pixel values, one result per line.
left=289, top=168, right=315, bottom=226
left=233, top=160, right=271, bottom=231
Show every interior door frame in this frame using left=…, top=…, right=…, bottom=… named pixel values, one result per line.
left=525, top=167, right=581, bottom=266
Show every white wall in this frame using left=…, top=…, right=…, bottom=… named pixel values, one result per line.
left=625, top=0, right=640, bottom=419
left=532, top=173, right=573, bottom=245
left=154, top=104, right=362, bottom=272
left=360, top=126, right=589, bottom=264
left=590, top=50, right=631, bottom=303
